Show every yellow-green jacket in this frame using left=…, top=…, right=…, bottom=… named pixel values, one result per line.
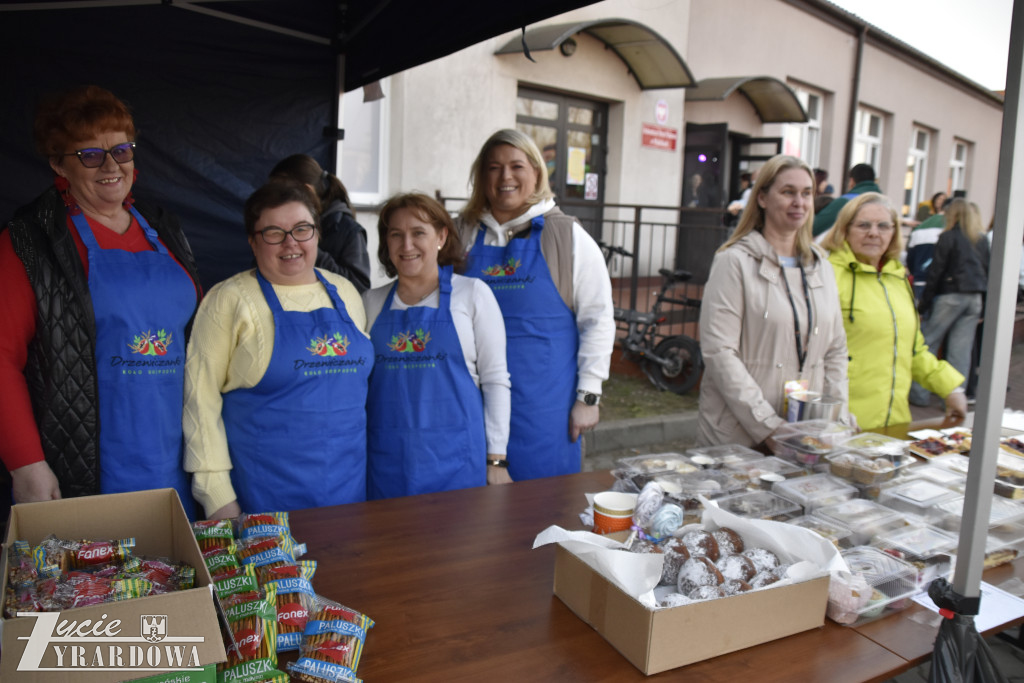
left=828, top=242, right=963, bottom=430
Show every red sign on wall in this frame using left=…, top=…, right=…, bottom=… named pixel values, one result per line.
left=641, top=123, right=678, bottom=151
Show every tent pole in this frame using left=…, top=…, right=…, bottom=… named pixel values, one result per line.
left=332, top=53, right=345, bottom=175
left=952, top=0, right=1024, bottom=597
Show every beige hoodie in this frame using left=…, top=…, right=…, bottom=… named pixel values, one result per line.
left=697, top=230, right=850, bottom=447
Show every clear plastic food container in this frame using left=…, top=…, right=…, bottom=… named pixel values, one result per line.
left=825, top=449, right=916, bottom=485
left=927, top=453, right=971, bottom=476
left=934, top=494, right=1024, bottom=534
left=684, top=443, right=763, bottom=469
left=713, top=490, right=803, bottom=521
left=872, top=524, right=957, bottom=587
left=827, top=546, right=920, bottom=626
left=877, top=480, right=963, bottom=518
left=611, top=452, right=698, bottom=490
left=786, top=514, right=854, bottom=548
left=767, top=421, right=857, bottom=466
left=837, top=432, right=909, bottom=457
left=772, top=473, right=858, bottom=512
left=722, top=456, right=807, bottom=486
left=813, top=498, right=909, bottom=545
left=898, top=464, right=967, bottom=492
left=655, top=470, right=747, bottom=524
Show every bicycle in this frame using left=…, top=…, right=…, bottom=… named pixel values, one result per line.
left=598, top=241, right=704, bottom=395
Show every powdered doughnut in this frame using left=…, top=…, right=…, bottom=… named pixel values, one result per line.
left=659, top=537, right=690, bottom=586
left=681, top=529, right=720, bottom=562
left=750, top=565, right=789, bottom=588
left=659, top=593, right=692, bottom=608
left=716, top=553, right=757, bottom=582
left=688, top=584, right=725, bottom=601
left=720, top=579, right=752, bottom=596
left=712, top=527, right=744, bottom=555
left=743, top=547, right=780, bottom=574
left=676, top=556, right=723, bottom=595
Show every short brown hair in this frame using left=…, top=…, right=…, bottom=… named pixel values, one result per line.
left=377, top=193, right=465, bottom=278
left=244, top=179, right=321, bottom=237
left=34, top=85, right=136, bottom=157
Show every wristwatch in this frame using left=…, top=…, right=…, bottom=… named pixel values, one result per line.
left=577, top=391, right=601, bottom=406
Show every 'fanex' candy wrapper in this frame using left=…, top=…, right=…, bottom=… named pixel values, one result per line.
left=535, top=495, right=847, bottom=609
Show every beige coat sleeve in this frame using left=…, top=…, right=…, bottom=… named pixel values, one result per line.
left=699, top=251, right=786, bottom=444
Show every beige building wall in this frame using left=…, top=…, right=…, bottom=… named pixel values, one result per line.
left=351, top=0, right=1002, bottom=286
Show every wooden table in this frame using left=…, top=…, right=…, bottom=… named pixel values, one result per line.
left=287, top=471, right=919, bottom=682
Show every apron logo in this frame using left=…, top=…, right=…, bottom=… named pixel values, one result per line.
left=127, top=329, right=172, bottom=356
left=388, top=329, right=431, bottom=353
left=483, top=257, right=521, bottom=276
left=308, top=333, right=350, bottom=357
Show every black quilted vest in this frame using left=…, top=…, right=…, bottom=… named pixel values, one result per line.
left=3, top=188, right=200, bottom=498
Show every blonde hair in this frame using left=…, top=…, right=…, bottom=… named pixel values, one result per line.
left=944, top=199, right=985, bottom=244
left=718, top=155, right=817, bottom=264
left=820, top=192, right=903, bottom=264
left=462, top=129, right=554, bottom=225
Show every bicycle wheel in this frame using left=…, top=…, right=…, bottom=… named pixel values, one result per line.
left=643, top=335, right=703, bottom=395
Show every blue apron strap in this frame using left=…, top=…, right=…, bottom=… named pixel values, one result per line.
left=255, top=269, right=286, bottom=315
left=438, top=265, right=453, bottom=309
left=314, top=269, right=356, bottom=325
left=473, top=224, right=488, bottom=248
left=127, top=206, right=169, bottom=255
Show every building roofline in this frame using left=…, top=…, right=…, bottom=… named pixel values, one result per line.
left=787, top=0, right=1004, bottom=107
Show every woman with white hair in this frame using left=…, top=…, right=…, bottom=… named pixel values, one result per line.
left=697, top=154, right=851, bottom=447
left=456, top=129, right=614, bottom=481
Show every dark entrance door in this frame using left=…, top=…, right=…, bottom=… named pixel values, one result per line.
left=515, top=87, right=607, bottom=238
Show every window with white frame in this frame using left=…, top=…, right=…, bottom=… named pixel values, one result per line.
left=783, top=88, right=823, bottom=168
left=903, top=126, right=930, bottom=216
left=949, top=139, right=968, bottom=193
left=340, top=83, right=389, bottom=205
left=853, top=107, right=883, bottom=171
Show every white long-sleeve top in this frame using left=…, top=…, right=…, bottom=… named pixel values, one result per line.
left=473, top=198, right=615, bottom=395
left=362, top=273, right=511, bottom=455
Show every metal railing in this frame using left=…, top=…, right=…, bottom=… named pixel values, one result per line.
left=439, top=197, right=734, bottom=343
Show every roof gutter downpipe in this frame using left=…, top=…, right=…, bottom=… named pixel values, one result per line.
left=843, top=25, right=867, bottom=189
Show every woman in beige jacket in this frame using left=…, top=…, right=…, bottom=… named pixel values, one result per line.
left=697, top=155, right=850, bottom=447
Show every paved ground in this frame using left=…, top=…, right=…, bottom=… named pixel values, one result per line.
left=581, top=341, right=1024, bottom=681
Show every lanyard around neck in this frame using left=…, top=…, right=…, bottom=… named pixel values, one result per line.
left=780, top=261, right=813, bottom=374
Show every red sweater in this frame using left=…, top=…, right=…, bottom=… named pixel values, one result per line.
left=0, top=213, right=196, bottom=473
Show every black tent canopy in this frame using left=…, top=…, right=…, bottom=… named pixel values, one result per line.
left=1, top=0, right=597, bottom=288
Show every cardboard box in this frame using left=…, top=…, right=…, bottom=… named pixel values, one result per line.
left=1, top=489, right=227, bottom=682
left=552, top=541, right=830, bottom=675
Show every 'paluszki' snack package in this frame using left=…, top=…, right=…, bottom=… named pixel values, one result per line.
left=193, top=519, right=237, bottom=554
left=32, top=535, right=136, bottom=577
left=238, top=512, right=306, bottom=559
left=218, top=583, right=287, bottom=683
left=259, top=563, right=317, bottom=652
left=288, top=596, right=374, bottom=683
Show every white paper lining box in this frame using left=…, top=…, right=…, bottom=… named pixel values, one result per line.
left=1, top=489, right=227, bottom=683
left=827, top=546, right=918, bottom=626
left=537, top=504, right=839, bottom=675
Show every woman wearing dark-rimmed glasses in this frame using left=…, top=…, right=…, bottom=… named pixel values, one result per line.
left=183, top=180, right=372, bottom=518
left=0, top=85, right=201, bottom=516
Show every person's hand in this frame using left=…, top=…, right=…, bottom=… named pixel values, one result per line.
left=208, top=500, right=241, bottom=520
left=945, top=390, right=968, bottom=422
left=570, top=402, right=600, bottom=442
left=486, top=456, right=514, bottom=486
left=11, top=461, right=61, bottom=504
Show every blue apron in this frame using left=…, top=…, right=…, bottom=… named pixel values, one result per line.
left=465, top=216, right=580, bottom=480
left=73, top=209, right=197, bottom=517
left=366, top=266, right=486, bottom=498
left=222, top=269, right=372, bottom=512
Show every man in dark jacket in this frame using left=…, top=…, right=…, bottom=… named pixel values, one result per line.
left=812, top=164, right=880, bottom=237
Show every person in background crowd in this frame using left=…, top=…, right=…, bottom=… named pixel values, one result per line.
left=814, top=168, right=834, bottom=197
left=456, top=128, right=615, bottom=481
left=270, top=154, right=371, bottom=293
left=915, top=191, right=947, bottom=223
left=363, top=193, right=511, bottom=498
left=184, top=180, right=371, bottom=518
left=0, top=86, right=201, bottom=516
left=906, top=196, right=948, bottom=302
left=698, top=154, right=852, bottom=448
left=822, top=193, right=966, bottom=429
left=910, top=199, right=990, bottom=407
left=812, top=163, right=880, bottom=237
left=727, top=171, right=753, bottom=222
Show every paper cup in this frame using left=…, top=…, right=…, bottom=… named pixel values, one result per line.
left=593, top=491, right=637, bottom=534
